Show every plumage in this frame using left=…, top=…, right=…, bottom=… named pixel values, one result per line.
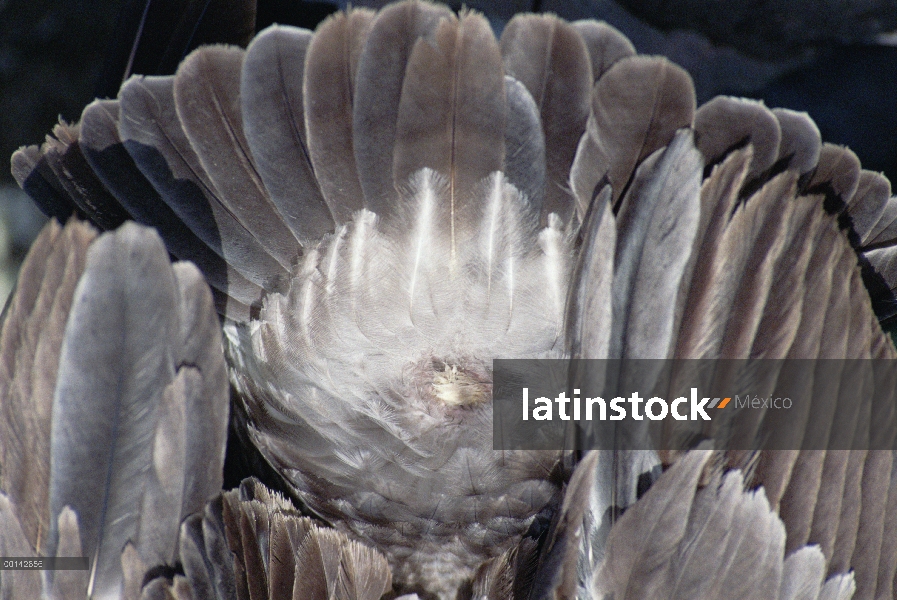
left=594, top=450, right=711, bottom=599
left=352, top=1, right=450, bottom=219
left=4, top=1, right=897, bottom=599
left=565, top=186, right=615, bottom=360
left=571, top=20, right=636, bottom=83
left=0, top=219, right=96, bottom=548
left=808, top=452, right=852, bottom=568
left=118, top=74, right=288, bottom=298
left=0, top=221, right=228, bottom=599
left=876, top=456, right=897, bottom=598
left=38, top=122, right=133, bottom=231
left=0, top=493, right=41, bottom=598
left=748, top=195, right=821, bottom=359
left=864, top=197, right=897, bottom=248
left=693, top=96, right=781, bottom=181
left=78, top=98, right=260, bottom=318
left=44, top=224, right=227, bottom=599
left=673, top=146, right=752, bottom=359
left=686, top=171, right=798, bottom=359
left=173, top=46, right=300, bottom=271
left=852, top=451, right=894, bottom=598
left=848, top=171, right=891, bottom=244
left=573, top=56, right=695, bottom=212
left=10, top=144, right=84, bottom=223
left=303, top=9, right=375, bottom=224
left=610, top=129, right=702, bottom=360
left=144, top=478, right=393, bottom=600
left=51, top=507, right=89, bottom=600
left=594, top=451, right=860, bottom=600
left=830, top=450, right=866, bottom=574
left=46, top=224, right=181, bottom=597
left=503, top=76, right=547, bottom=213
left=772, top=108, right=821, bottom=176
left=807, top=144, right=862, bottom=212
left=392, top=11, right=506, bottom=235
left=240, top=26, right=334, bottom=246
left=501, top=14, right=592, bottom=223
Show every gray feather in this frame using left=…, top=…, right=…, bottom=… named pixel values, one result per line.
left=593, top=450, right=711, bottom=598
left=571, top=20, right=636, bottom=82
left=501, top=14, right=592, bottom=223
left=694, top=96, right=781, bottom=181
left=848, top=171, right=890, bottom=244
left=45, top=222, right=229, bottom=599
left=0, top=219, right=96, bottom=549
left=772, top=108, right=821, bottom=176
left=565, top=186, right=615, bottom=360
left=392, top=11, right=506, bottom=236
left=864, top=197, right=897, bottom=246
left=352, top=1, right=451, bottom=219
left=611, top=129, right=702, bottom=359
left=806, top=144, right=861, bottom=206
left=240, top=25, right=334, bottom=246
left=47, top=224, right=178, bottom=597
left=117, top=75, right=287, bottom=295
left=172, top=45, right=301, bottom=270
left=303, top=9, right=375, bottom=224
left=79, top=98, right=259, bottom=318
left=504, top=76, right=546, bottom=213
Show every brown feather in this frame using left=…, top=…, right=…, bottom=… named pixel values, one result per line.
left=674, top=147, right=752, bottom=359
left=851, top=450, right=894, bottom=599
left=718, top=172, right=798, bottom=358
left=807, top=452, right=851, bottom=569
left=829, top=450, right=867, bottom=575
left=780, top=451, right=827, bottom=554
left=874, top=453, right=897, bottom=599
left=749, top=196, right=821, bottom=359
